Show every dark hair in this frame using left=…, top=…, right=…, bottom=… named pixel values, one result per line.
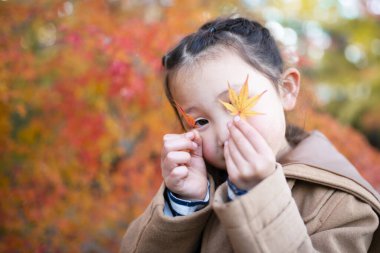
left=162, top=17, right=308, bottom=164
left=163, top=17, right=283, bottom=86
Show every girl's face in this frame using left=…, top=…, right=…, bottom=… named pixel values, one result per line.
left=170, top=50, right=297, bottom=170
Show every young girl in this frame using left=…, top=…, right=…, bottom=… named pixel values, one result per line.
left=121, top=17, right=380, bottom=252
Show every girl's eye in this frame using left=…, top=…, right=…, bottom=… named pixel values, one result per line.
left=195, top=118, right=209, bottom=128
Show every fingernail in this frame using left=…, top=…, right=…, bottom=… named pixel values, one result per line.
left=234, top=115, right=240, bottom=122
left=192, top=142, right=198, bottom=148
left=224, top=140, right=228, bottom=146
left=227, top=121, right=232, bottom=128
left=185, top=132, right=194, bottom=138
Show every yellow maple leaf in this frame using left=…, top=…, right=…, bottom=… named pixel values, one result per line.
left=219, top=75, right=266, bottom=118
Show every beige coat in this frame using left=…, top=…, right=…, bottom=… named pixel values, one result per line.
left=121, top=132, right=380, bottom=252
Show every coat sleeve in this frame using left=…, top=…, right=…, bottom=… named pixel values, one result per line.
left=212, top=165, right=379, bottom=253
left=120, top=183, right=213, bottom=253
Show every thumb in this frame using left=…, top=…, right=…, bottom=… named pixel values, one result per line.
left=191, top=130, right=203, bottom=157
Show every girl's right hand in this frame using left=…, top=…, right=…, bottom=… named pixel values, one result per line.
left=161, top=130, right=208, bottom=200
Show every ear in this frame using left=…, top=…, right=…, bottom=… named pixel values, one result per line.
left=279, top=68, right=301, bottom=111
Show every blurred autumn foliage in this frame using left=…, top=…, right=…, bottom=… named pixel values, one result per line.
left=1, top=0, right=380, bottom=252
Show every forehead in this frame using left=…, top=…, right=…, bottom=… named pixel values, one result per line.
left=170, top=49, right=273, bottom=104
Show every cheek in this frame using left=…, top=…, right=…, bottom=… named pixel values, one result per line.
left=200, top=135, right=226, bottom=169
left=247, top=101, right=286, bottom=152
left=201, top=138, right=216, bottom=161
left=254, top=114, right=286, bottom=138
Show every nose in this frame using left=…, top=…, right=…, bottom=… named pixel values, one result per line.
left=215, top=115, right=231, bottom=147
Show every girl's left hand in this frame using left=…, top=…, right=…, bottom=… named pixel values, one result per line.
left=224, top=116, right=276, bottom=190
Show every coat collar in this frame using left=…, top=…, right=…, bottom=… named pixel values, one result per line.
left=280, top=131, right=380, bottom=202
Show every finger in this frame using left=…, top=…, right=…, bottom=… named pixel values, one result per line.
left=228, top=122, right=258, bottom=162
left=163, top=131, right=195, bottom=142
left=165, top=165, right=189, bottom=188
left=167, top=151, right=191, bottom=164
left=233, top=116, right=272, bottom=155
left=161, top=138, right=198, bottom=158
left=228, top=137, right=251, bottom=177
left=191, top=130, right=203, bottom=157
left=224, top=141, right=240, bottom=183
left=163, top=133, right=182, bottom=141
left=162, top=151, right=191, bottom=177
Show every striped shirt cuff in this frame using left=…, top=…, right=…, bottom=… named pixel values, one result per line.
left=165, top=182, right=210, bottom=216
left=227, top=179, right=247, bottom=201
left=226, top=164, right=280, bottom=201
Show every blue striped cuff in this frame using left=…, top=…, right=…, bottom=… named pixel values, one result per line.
left=227, top=179, right=247, bottom=201
left=166, top=182, right=210, bottom=216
